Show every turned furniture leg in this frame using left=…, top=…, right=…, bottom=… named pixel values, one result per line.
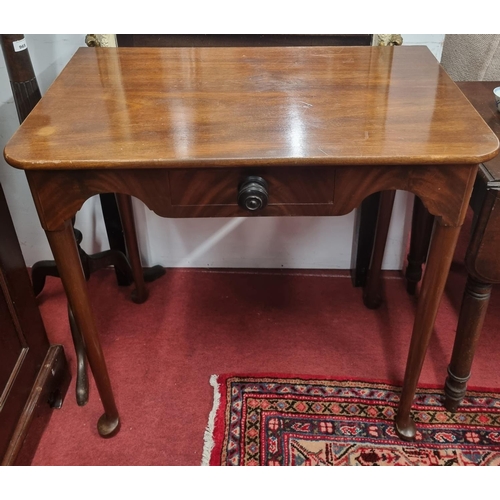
left=395, top=222, right=461, bottom=441
left=45, top=220, right=119, bottom=437
left=444, top=276, right=492, bottom=412
left=115, top=194, right=149, bottom=304
left=363, top=190, right=396, bottom=309
left=405, top=197, right=435, bottom=295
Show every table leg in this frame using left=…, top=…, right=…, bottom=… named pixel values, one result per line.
left=363, top=190, right=396, bottom=309
left=45, top=220, right=120, bottom=437
left=395, top=222, right=461, bottom=441
left=444, top=276, right=492, bottom=412
left=115, top=194, right=148, bottom=304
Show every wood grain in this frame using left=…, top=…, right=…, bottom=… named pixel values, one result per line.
left=26, top=163, right=476, bottom=231
left=5, top=46, right=498, bottom=171
left=169, top=168, right=335, bottom=207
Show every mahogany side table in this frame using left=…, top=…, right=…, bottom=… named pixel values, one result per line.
left=3, top=46, right=499, bottom=441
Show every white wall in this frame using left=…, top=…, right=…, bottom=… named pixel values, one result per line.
left=0, top=34, right=445, bottom=269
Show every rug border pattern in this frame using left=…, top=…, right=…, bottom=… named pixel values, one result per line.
left=204, top=374, right=500, bottom=466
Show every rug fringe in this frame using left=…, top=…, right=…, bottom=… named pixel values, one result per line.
left=201, top=374, right=220, bottom=466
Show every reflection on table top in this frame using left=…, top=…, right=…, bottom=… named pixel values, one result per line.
left=4, top=46, right=499, bottom=171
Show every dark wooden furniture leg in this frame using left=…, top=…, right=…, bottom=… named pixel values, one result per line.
left=99, top=194, right=166, bottom=287
left=351, top=192, right=381, bottom=287
left=32, top=219, right=135, bottom=295
left=405, top=197, right=435, bottom=295
left=99, top=193, right=133, bottom=286
left=115, top=194, right=150, bottom=304
left=31, top=259, right=60, bottom=297
left=444, top=276, right=492, bottom=412
left=395, top=222, right=462, bottom=440
left=45, top=220, right=119, bottom=437
left=363, top=191, right=396, bottom=309
left=68, top=304, right=89, bottom=407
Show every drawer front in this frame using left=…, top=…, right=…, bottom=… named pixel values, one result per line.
left=169, top=168, right=335, bottom=217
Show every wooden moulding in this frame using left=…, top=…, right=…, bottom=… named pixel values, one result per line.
left=2, top=345, right=70, bottom=465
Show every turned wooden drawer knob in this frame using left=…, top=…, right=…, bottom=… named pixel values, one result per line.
left=237, top=176, right=269, bottom=211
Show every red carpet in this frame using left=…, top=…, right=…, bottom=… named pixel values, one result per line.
left=205, top=375, right=500, bottom=465
left=30, top=213, right=500, bottom=465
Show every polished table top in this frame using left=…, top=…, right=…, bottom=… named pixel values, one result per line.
left=4, top=46, right=499, bottom=171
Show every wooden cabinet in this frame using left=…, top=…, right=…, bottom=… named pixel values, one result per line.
left=0, top=184, right=69, bottom=465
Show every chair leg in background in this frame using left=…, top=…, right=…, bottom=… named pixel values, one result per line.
left=405, top=197, right=435, bottom=295
left=351, top=192, right=381, bottom=287
left=115, top=194, right=150, bottom=304
left=68, top=304, right=89, bottom=407
left=363, top=190, right=396, bottom=309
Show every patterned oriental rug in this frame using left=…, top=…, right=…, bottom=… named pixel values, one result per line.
left=202, top=375, right=500, bottom=466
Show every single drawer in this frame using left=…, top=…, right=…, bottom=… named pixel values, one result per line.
left=169, top=167, right=335, bottom=217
